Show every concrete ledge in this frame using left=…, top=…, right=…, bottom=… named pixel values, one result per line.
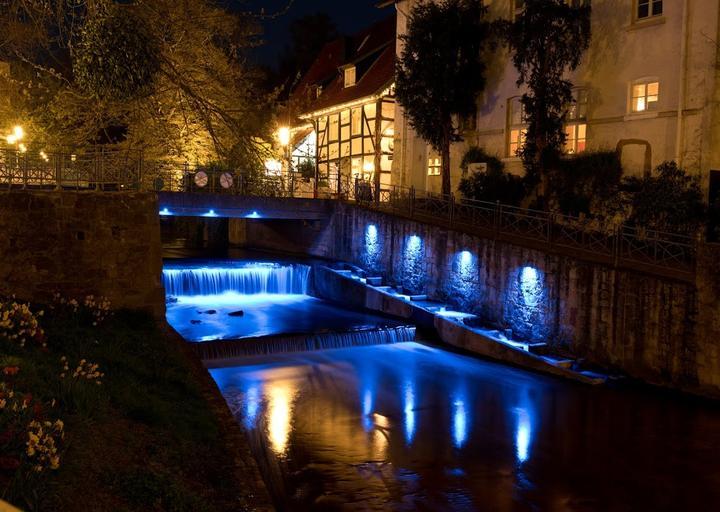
left=314, top=265, right=603, bottom=386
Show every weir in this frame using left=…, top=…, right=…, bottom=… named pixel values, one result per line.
left=163, top=262, right=310, bottom=296
left=197, top=326, right=417, bottom=362
left=163, top=260, right=416, bottom=356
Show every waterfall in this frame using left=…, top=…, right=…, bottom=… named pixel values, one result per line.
left=163, top=263, right=310, bottom=296
left=196, top=326, right=417, bottom=361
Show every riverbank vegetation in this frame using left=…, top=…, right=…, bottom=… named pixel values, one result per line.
left=1, top=296, right=254, bottom=511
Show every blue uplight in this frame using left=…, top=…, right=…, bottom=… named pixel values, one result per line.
left=159, top=207, right=172, bottom=216
left=246, top=210, right=261, bottom=218
left=448, top=250, right=479, bottom=312
left=403, top=379, right=416, bottom=444
left=520, top=266, right=541, bottom=308
left=504, top=265, right=547, bottom=342
left=402, top=235, right=425, bottom=294
left=364, top=224, right=382, bottom=273
left=203, top=209, right=218, bottom=217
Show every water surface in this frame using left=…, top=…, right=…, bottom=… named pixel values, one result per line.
left=212, top=342, right=720, bottom=511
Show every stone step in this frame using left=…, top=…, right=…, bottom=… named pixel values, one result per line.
left=525, top=342, right=549, bottom=355
left=408, top=294, right=428, bottom=301
left=540, top=356, right=575, bottom=369
left=366, top=277, right=383, bottom=286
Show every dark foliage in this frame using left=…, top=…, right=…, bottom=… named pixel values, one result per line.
left=395, top=0, right=491, bottom=195
left=623, top=161, right=706, bottom=234
left=73, top=5, right=159, bottom=101
left=504, top=0, right=591, bottom=195
left=296, top=159, right=316, bottom=181
left=458, top=147, right=525, bottom=205
left=551, top=151, right=623, bottom=216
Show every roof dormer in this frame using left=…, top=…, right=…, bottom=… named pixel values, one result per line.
left=342, top=65, right=357, bottom=88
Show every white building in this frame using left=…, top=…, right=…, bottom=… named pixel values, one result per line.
left=388, top=0, right=720, bottom=202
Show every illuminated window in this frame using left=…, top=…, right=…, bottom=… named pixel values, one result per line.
left=565, top=88, right=588, bottom=154
left=507, top=97, right=527, bottom=157
left=565, top=124, right=587, bottom=155
left=631, top=80, right=659, bottom=113
left=428, top=156, right=441, bottom=176
left=344, top=66, right=356, bottom=88
left=637, top=0, right=662, bottom=20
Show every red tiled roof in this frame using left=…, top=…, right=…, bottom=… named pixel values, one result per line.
left=292, top=15, right=396, bottom=116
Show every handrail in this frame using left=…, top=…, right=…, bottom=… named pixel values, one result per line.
left=0, top=148, right=697, bottom=275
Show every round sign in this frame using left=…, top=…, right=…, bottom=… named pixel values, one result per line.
left=194, top=171, right=208, bottom=188
left=220, top=172, right=233, bottom=189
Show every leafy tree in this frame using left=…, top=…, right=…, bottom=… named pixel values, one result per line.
left=505, top=0, right=591, bottom=198
left=458, top=147, right=525, bottom=205
left=0, top=0, right=274, bottom=168
left=395, top=0, right=491, bottom=196
left=623, top=161, right=706, bottom=234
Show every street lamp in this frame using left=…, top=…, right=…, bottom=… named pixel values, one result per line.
left=278, top=126, right=291, bottom=147
left=277, top=126, right=293, bottom=196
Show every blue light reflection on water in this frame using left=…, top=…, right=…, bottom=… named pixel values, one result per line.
left=403, top=378, right=416, bottom=444
left=515, top=407, right=532, bottom=464
left=210, top=341, right=720, bottom=509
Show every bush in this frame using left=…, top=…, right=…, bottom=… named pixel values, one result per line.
left=296, top=159, right=315, bottom=181
left=623, top=161, right=706, bottom=234
left=551, top=150, right=623, bottom=216
left=458, top=147, right=525, bottom=205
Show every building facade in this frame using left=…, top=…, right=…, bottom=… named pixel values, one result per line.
left=289, top=15, right=397, bottom=196
left=390, top=0, right=720, bottom=197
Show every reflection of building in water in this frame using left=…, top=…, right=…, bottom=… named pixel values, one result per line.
left=267, top=379, right=297, bottom=456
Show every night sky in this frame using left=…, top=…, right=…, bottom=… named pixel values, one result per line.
left=246, top=0, right=392, bottom=67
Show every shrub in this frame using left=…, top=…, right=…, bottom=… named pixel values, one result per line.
left=0, top=301, right=46, bottom=349
left=551, top=150, right=623, bottom=216
left=623, top=161, right=706, bottom=234
left=458, top=147, right=525, bottom=205
left=296, top=159, right=316, bottom=181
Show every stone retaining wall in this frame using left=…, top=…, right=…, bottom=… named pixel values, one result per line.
left=254, top=203, right=720, bottom=397
left=0, top=191, right=165, bottom=317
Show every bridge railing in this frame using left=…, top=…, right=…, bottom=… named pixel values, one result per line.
left=0, top=148, right=142, bottom=191
left=350, top=181, right=697, bottom=276
left=0, top=148, right=697, bottom=275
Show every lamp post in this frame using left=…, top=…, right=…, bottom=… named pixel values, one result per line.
left=5, top=126, right=25, bottom=184
left=277, top=126, right=292, bottom=197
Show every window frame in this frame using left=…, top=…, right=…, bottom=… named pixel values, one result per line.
left=635, top=0, right=663, bottom=22
left=629, top=79, right=660, bottom=114
left=507, top=96, right=527, bottom=158
left=343, top=66, right=356, bottom=88
left=564, top=88, right=588, bottom=155
left=427, top=155, right=441, bottom=176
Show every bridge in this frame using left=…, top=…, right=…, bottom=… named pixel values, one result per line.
left=0, top=148, right=697, bottom=280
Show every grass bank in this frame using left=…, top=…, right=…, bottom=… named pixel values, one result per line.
left=1, top=299, right=268, bottom=511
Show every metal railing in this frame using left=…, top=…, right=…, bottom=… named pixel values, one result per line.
left=0, top=148, right=697, bottom=276
left=351, top=181, right=697, bottom=276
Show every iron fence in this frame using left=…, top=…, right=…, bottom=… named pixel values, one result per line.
left=350, top=181, right=696, bottom=276
left=0, top=148, right=697, bottom=275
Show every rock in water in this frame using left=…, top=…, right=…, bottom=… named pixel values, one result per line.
left=205, top=310, right=217, bottom=315
left=228, top=310, right=245, bottom=317
left=191, top=320, right=202, bottom=325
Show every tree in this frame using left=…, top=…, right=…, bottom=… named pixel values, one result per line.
left=623, top=161, right=706, bottom=234
left=0, top=0, right=274, bottom=169
left=505, top=0, right=591, bottom=199
left=272, top=13, right=338, bottom=98
left=395, top=0, right=490, bottom=196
